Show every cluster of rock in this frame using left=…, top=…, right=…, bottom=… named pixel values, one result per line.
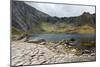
left=11, top=35, right=96, bottom=66
left=11, top=41, right=95, bottom=66
left=12, top=35, right=96, bottom=56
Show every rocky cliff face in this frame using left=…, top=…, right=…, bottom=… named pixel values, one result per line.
left=12, top=1, right=52, bottom=33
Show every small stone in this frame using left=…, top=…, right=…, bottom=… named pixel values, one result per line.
left=82, top=54, right=89, bottom=56
left=64, top=44, right=67, bottom=46
left=91, top=53, right=96, bottom=56
left=38, top=55, right=46, bottom=64
left=83, top=50, right=91, bottom=54
left=68, top=45, right=72, bottom=48
left=40, top=42, right=46, bottom=45
left=71, top=49, right=77, bottom=52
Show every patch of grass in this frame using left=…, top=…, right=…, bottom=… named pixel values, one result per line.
left=40, top=22, right=75, bottom=33
left=12, top=22, right=95, bottom=34
left=80, top=41, right=95, bottom=47
left=11, top=27, right=23, bottom=35
left=40, top=22, right=95, bottom=34
left=40, top=22, right=54, bottom=33
left=76, top=24, right=95, bottom=34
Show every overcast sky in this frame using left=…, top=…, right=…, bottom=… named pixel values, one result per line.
left=25, top=2, right=95, bottom=17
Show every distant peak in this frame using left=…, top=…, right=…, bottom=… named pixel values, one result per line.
left=83, top=12, right=90, bottom=15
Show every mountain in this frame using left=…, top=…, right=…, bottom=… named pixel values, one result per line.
left=53, top=12, right=95, bottom=27
left=11, top=1, right=96, bottom=35
left=12, top=1, right=53, bottom=34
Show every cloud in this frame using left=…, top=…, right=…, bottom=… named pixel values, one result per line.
left=25, top=2, right=95, bottom=17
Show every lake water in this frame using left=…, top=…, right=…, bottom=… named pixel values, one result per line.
left=30, top=34, right=95, bottom=42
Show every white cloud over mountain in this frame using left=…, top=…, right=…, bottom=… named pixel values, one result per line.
left=25, top=2, right=95, bottom=17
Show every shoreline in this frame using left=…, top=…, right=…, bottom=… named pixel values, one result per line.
left=11, top=41, right=96, bottom=66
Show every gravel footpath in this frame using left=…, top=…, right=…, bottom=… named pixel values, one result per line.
left=11, top=41, right=96, bottom=66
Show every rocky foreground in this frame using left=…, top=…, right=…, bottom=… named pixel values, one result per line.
left=11, top=41, right=96, bottom=66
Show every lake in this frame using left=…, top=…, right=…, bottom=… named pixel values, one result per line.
left=29, top=34, right=96, bottom=42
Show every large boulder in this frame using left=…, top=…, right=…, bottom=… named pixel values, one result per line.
left=27, top=38, right=46, bottom=43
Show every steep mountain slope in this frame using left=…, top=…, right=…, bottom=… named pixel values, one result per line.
left=12, top=1, right=52, bottom=34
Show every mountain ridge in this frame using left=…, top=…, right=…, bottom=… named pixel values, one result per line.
left=12, top=1, right=96, bottom=35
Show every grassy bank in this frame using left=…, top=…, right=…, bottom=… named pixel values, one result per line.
left=12, top=22, right=95, bottom=35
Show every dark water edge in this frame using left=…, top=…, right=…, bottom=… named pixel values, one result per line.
left=29, top=34, right=96, bottom=50
left=29, top=34, right=96, bottom=42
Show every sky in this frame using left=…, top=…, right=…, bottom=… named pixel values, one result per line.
left=25, top=2, right=95, bottom=17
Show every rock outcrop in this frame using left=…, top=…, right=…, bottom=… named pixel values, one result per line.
left=11, top=41, right=96, bottom=66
